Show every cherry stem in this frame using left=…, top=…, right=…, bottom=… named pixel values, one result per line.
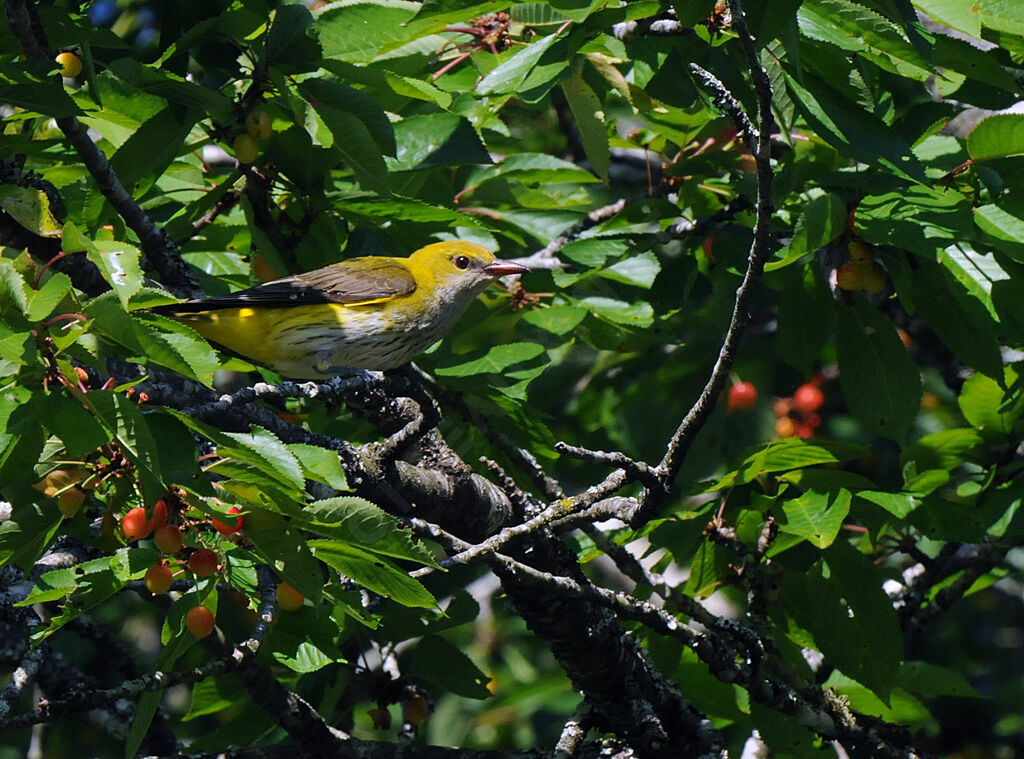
left=33, top=250, right=67, bottom=288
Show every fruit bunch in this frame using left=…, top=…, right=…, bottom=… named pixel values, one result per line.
left=773, top=377, right=827, bottom=438
left=232, top=109, right=273, bottom=164
left=836, top=240, right=887, bottom=293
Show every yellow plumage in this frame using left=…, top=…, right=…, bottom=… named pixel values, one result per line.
left=155, top=241, right=527, bottom=378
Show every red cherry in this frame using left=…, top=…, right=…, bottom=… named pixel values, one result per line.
left=775, top=417, right=798, bottom=438
left=728, top=381, right=758, bottom=412
left=154, top=524, right=183, bottom=555
left=186, top=606, right=216, bottom=638
left=793, top=383, right=825, bottom=413
left=149, top=499, right=168, bottom=530
left=212, top=506, right=244, bottom=535
left=144, top=563, right=173, bottom=594
left=276, top=582, right=305, bottom=611
left=122, top=507, right=152, bottom=541
left=187, top=549, right=219, bottom=578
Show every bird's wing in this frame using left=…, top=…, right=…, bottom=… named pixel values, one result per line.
left=156, top=258, right=417, bottom=312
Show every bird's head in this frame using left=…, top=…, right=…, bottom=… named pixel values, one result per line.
left=408, top=241, right=528, bottom=304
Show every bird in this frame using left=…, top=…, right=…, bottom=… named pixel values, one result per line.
left=154, top=241, right=528, bottom=378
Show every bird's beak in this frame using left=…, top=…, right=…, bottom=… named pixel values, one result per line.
left=483, top=259, right=529, bottom=277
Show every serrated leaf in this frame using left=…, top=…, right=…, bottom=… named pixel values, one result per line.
left=967, top=113, right=1024, bottom=161
left=0, top=184, right=63, bottom=237
left=219, top=426, right=305, bottom=496
left=780, top=541, right=902, bottom=702
left=779, top=489, right=851, bottom=548
left=87, top=240, right=144, bottom=307
left=435, top=342, right=546, bottom=377
left=784, top=71, right=926, bottom=182
left=244, top=509, right=324, bottom=602
left=315, top=1, right=420, bottom=62
left=560, top=68, right=610, bottom=179
left=300, top=497, right=439, bottom=566
left=26, top=273, right=73, bottom=322
left=959, top=368, right=1023, bottom=434
left=407, top=635, right=491, bottom=698
left=300, top=79, right=396, bottom=156
left=799, top=0, right=932, bottom=78
left=520, top=304, right=587, bottom=335
left=600, top=251, right=660, bottom=289
left=857, top=186, right=971, bottom=251
left=310, top=107, right=390, bottom=196
left=767, top=192, right=847, bottom=270
left=857, top=490, right=919, bottom=518
left=311, top=540, right=437, bottom=608
left=130, top=314, right=220, bottom=386
left=707, top=438, right=869, bottom=491
left=835, top=298, right=921, bottom=441
left=777, top=262, right=835, bottom=376
left=579, top=296, right=654, bottom=327
left=478, top=29, right=565, bottom=95
left=290, top=443, right=349, bottom=490
left=387, top=113, right=491, bottom=171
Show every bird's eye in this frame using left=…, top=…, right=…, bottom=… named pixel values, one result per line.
left=453, top=255, right=471, bottom=270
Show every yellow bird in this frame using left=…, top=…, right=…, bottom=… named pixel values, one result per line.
left=155, top=241, right=528, bottom=378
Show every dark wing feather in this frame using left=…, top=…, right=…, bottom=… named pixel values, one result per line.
left=154, top=258, right=417, bottom=313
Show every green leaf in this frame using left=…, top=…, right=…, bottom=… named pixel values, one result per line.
left=707, top=438, right=869, bottom=491
left=387, top=113, right=491, bottom=171
left=435, top=342, right=546, bottom=377
left=856, top=186, right=972, bottom=252
left=300, top=79, right=396, bottom=156
left=0, top=184, right=63, bottom=237
left=0, top=62, right=82, bottom=118
left=478, top=29, right=567, bottom=96
left=289, top=443, right=349, bottom=491
left=895, top=661, right=982, bottom=699
left=407, top=635, right=491, bottom=698
left=916, top=0, right=981, bottom=37
left=300, top=496, right=439, bottom=566
left=219, top=426, right=306, bottom=496
left=901, top=428, right=984, bottom=472
left=578, top=296, right=654, bottom=327
left=109, top=107, right=197, bottom=194
left=87, top=240, right=144, bottom=308
left=784, top=71, right=926, bottom=182
left=600, top=251, right=660, bottom=289
left=835, top=298, right=921, bottom=441
left=910, top=257, right=1003, bottom=379
left=973, top=202, right=1024, bottom=258
left=310, top=107, right=390, bottom=196
left=767, top=192, right=847, bottom=270
left=107, top=59, right=232, bottom=121
left=520, top=304, right=587, bottom=335
left=41, top=390, right=111, bottom=458
left=315, top=1, right=420, bottom=62
left=244, top=509, right=324, bottom=602
left=26, top=273, right=73, bottom=322
left=779, top=541, right=902, bottom=702
left=857, top=490, right=920, bottom=518
left=799, top=0, right=932, bottom=78
left=130, top=314, right=220, bottom=386
left=0, top=260, right=31, bottom=315
left=311, top=540, right=437, bottom=608
left=778, top=488, right=852, bottom=548
left=560, top=68, right=610, bottom=179
left=184, top=676, right=246, bottom=721
left=958, top=368, right=1023, bottom=434
left=967, top=114, right=1024, bottom=161
left=776, top=262, right=835, bottom=376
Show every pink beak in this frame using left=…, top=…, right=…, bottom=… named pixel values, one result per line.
left=483, top=259, right=529, bottom=277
